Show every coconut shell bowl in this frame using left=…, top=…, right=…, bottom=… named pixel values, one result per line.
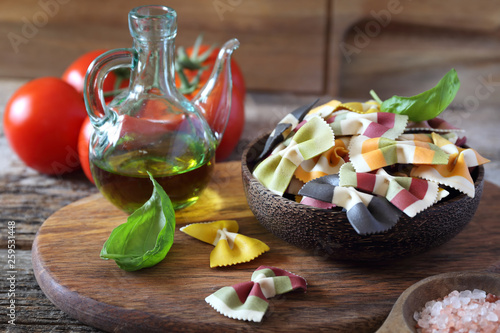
left=241, top=133, right=485, bottom=261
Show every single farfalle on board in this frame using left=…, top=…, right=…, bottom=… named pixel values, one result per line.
left=180, top=220, right=269, bottom=268
left=205, top=266, right=307, bottom=322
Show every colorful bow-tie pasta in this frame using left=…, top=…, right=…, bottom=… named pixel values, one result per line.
left=410, top=133, right=490, bottom=198
left=339, top=162, right=439, bottom=217
left=348, top=135, right=449, bottom=173
left=294, top=138, right=349, bottom=183
left=253, top=116, right=335, bottom=196
left=257, top=99, right=319, bottom=160
left=252, top=97, right=489, bottom=235
left=327, top=110, right=408, bottom=139
left=205, top=266, right=307, bottom=322
left=397, top=132, right=459, bottom=145
left=298, top=174, right=401, bottom=235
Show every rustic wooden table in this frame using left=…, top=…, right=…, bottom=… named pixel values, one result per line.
left=1, top=78, right=499, bottom=332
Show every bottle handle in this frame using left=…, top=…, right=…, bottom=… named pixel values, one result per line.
left=84, top=48, right=134, bottom=126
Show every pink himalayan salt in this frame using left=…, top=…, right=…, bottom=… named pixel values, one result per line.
left=414, top=289, right=500, bottom=333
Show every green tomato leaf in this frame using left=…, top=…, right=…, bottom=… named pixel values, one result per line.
left=379, top=68, right=460, bottom=122
left=100, top=172, right=175, bottom=271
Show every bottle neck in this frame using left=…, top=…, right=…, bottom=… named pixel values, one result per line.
left=130, top=38, right=177, bottom=96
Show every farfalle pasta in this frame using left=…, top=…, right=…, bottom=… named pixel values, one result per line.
left=336, top=101, right=380, bottom=113
left=253, top=116, right=335, bottom=196
left=349, top=135, right=449, bottom=173
left=205, top=266, right=307, bottom=322
left=410, top=133, right=490, bottom=197
left=304, top=99, right=342, bottom=120
left=304, top=99, right=379, bottom=122
left=339, top=162, right=438, bottom=217
left=180, top=220, right=269, bottom=268
left=327, top=110, right=408, bottom=139
left=294, top=138, right=349, bottom=183
left=251, top=92, right=489, bottom=235
left=257, top=99, right=318, bottom=160
left=397, top=132, right=460, bottom=145
left=298, top=174, right=401, bottom=235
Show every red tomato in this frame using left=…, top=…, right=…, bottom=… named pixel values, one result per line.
left=62, top=50, right=129, bottom=102
left=78, top=117, right=94, bottom=183
left=4, top=77, right=87, bottom=175
left=176, top=41, right=246, bottom=161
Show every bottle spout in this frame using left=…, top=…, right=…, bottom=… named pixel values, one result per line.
left=192, top=38, right=240, bottom=144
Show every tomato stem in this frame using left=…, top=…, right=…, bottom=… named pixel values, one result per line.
left=197, top=43, right=217, bottom=63
left=113, top=76, right=123, bottom=91
left=106, top=68, right=130, bottom=98
left=176, top=34, right=216, bottom=70
left=176, top=46, right=204, bottom=70
left=192, top=34, right=203, bottom=59
left=175, top=64, right=205, bottom=95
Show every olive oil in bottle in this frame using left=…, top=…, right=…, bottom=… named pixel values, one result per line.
left=91, top=139, right=214, bottom=214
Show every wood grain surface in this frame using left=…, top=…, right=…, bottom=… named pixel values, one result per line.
left=32, top=161, right=500, bottom=333
left=0, top=0, right=328, bottom=94
left=328, top=0, right=500, bottom=99
left=4, top=0, right=500, bottom=98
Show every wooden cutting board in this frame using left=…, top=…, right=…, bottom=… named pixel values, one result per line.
left=32, top=161, right=500, bottom=333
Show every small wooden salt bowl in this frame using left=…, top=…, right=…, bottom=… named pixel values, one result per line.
left=376, top=271, right=500, bottom=332
left=241, top=133, right=485, bottom=261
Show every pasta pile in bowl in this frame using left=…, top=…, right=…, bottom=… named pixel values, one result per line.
left=241, top=70, right=489, bottom=260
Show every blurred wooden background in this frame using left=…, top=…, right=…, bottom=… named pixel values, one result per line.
left=1, top=0, right=500, bottom=105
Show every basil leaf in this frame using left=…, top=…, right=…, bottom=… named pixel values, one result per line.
left=377, top=69, right=460, bottom=122
left=100, top=172, right=176, bottom=271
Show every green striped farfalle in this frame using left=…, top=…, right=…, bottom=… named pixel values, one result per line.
left=253, top=116, right=335, bottom=196
left=348, top=135, right=450, bottom=173
left=257, top=99, right=319, bottom=160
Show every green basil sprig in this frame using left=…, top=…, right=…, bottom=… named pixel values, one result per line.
left=370, top=69, right=460, bottom=122
left=100, top=172, right=175, bottom=271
